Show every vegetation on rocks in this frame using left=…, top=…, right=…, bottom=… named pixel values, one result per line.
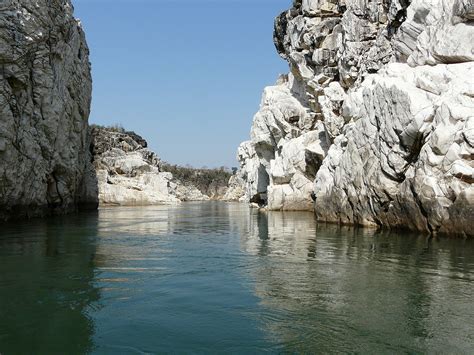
left=161, top=163, right=233, bottom=198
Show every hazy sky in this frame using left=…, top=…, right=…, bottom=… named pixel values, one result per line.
left=73, top=0, right=290, bottom=168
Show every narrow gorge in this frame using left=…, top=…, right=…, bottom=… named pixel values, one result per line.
left=1, top=1, right=474, bottom=352
left=0, top=0, right=242, bottom=218
left=0, top=0, right=472, bottom=237
left=238, top=0, right=474, bottom=236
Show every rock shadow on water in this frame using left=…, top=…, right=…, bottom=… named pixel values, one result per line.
left=0, top=211, right=101, bottom=354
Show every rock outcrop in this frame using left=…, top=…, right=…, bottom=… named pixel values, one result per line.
left=173, top=183, right=210, bottom=202
left=91, top=126, right=179, bottom=205
left=239, top=0, right=474, bottom=235
left=161, top=163, right=243, bottom=202
left=0, top=0, right=98, bottom=220
left=222, top=174, right=247, bottom=202
left=91, top=126, right=245, bottom=205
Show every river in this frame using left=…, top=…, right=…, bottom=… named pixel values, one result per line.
left=0, top=202, right=473, bottom=353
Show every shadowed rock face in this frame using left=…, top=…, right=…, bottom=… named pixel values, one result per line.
left=239, top=0, right=474, bottom=236
left=0, top=0, right=98, bottom=220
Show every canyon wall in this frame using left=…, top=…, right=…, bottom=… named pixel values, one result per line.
left=0, top=0, right=98, bottom=220
left=239, top=0, right=474, bottom=235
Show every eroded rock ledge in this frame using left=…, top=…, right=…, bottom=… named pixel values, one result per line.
left=0, top=0, right=98, bottom=220
left=238, top=0, right=474, bottom=236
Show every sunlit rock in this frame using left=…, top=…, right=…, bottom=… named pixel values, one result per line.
left=238, top=0, right=474, bottom=235
left=0, top=0, right=97, bottom=220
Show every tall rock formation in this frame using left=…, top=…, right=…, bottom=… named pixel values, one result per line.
left=0, top=0, right=97, bottom=220
left=239, top=0, right=474, bottom=235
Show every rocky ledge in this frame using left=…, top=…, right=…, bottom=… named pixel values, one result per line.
left=238, top=0, right=474, bottom=236
left=0, top=0, right=98, bottom=220
left=91, top=126, right=245, bottom=205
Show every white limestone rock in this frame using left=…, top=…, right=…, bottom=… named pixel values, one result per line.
left=394, top=0, right=474, bottom=65
left=239, top=0, right=474, bottom=235
left=0, top=0, right=97, bottom=220
left=314, top=62, right=474, bottom=235
left=268, top=124, right=329, bottom=210
left=98, top=170, right=179, bottom=206
left=237, top=141, right=268, bottom=204
left=91, top=127, right=179, bottom=206
left=222, top=174, right=247, bottom=202
left=173, top=183, right=210, bottom=202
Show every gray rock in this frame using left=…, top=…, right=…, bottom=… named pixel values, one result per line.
left=0, top=0, right=97, bottom=220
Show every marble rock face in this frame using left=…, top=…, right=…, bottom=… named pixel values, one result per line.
left=239, top=0, right=473, bottom=235
left=92, top=126, right=246, bottom=205
left=173, top=184, right=210, bottom=202
left=314, top=62, right=474, bottom=235
left=0, top=0, right=98, bottom=220
left=91, top=127, right=179, bottom=206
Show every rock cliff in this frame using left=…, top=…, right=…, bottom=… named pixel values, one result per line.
left=91, top=126, right=244, bottom=205
left=239, top=0, right=474, bottom=235
left=0, top=0, right=98, bottom=220
left=91, top=126, right=179, bottom=205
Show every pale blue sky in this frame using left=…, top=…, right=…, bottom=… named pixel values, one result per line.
left=74, top=0, right=290, bottom=168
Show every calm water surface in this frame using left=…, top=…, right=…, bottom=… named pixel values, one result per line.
left=0, top=202, right=473, bottom=354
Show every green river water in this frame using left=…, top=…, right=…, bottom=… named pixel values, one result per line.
left=0, top=202, right=473, bottom=354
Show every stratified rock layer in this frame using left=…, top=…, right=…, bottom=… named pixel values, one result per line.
left=0, top=0, right=98, bottom=220
left=239, top=0, right=474, bottom=235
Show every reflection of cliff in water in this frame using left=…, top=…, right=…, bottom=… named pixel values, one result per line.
left=94, top=202, right=251, bottom=266
left=242, top=211, right=474, bottom=353
left=0, top=212, right=100, bottom=354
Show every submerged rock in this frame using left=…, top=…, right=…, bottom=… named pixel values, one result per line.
left=239, top=0, right=474, bottom=235
left=0, top=0, right=98, bottom=220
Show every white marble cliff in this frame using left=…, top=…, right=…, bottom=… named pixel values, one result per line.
left=238, top=0, right=474, bottom=235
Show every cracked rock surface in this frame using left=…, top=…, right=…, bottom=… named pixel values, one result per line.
left=91, top=126, right=242, bottom=205
left=91, top=126, right=180, bottom=206
left=239, top=0, right=474, bottom=235
left=0, top=0, right=98, bottom=220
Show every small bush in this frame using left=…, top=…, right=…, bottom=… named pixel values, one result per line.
left=90, top=123, right=125, bottom=133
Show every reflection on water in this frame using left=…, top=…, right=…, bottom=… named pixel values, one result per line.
left=0, top=213, right=100, bottom=354
left=0, top=202, right=473, bottom=353
left=242, top=211, right=474, bottom=353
